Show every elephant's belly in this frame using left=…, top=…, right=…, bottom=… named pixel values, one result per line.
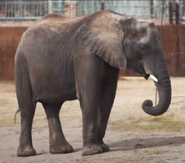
left=29, top=62, right=76, bottom=104
left=34, top=88, right=77, bottom=104
left=30, top=73, right=77, bottom=104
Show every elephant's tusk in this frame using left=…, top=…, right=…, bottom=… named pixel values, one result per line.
left=150, top=74, right=158, bottom=82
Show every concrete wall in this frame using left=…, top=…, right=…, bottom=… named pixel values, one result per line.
left=0, top=24, right=185, bottom=80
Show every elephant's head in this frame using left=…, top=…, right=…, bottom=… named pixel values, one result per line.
left=83, top=10, right=171, bottom=116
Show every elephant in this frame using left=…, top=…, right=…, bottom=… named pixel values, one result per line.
left=14, top=10, right=171, bottom=157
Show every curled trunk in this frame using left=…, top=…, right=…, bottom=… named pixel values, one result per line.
left=142, top=58, right=171, bottom=116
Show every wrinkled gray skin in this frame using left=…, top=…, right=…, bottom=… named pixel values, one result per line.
left=15, top=10, right=171, bottom=157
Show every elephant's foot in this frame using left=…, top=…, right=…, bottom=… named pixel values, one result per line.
left=100, top=142, right=110, bottom=152
left=50, top=143, right=74, bottom=154
left=17, top=144, right=36, bottom=157
left=81, top=144, right=103, bottom=156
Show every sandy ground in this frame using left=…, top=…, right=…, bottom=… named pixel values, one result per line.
left=0, top=77, right=185, bottom=163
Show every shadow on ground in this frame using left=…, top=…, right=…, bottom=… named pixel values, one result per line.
left=39, top=136, right=185, bottom=155
left=109, top=136, right=185, bottom=151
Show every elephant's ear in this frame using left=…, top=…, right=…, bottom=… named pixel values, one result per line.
left=84, top=14, right=128, bottom=69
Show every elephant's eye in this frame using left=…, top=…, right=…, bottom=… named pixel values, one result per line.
left=140, top=44, right=148, bottom=52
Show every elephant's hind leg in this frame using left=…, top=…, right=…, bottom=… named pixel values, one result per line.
left=17, top=103, right=36, bottom=157
left=15, top=51, right=36, bottom=157
left=43, top=103, right=74, bottom=154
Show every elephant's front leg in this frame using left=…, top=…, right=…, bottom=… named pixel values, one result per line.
left=79, top=79, right=104, bottom=156
left=97, top=74, right=118, bottom=152
left=80, top=91, right=104, bottom=156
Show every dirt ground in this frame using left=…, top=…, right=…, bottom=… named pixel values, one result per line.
left=0, top=77, right=185, bottom=163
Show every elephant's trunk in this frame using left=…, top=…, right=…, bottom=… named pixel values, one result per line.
left=142, top=57, right=171, bottom=116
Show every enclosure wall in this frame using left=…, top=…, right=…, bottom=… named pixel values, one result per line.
left=0, top=27, right=25, bottom=80
left=0, top=25, right=184, bottom=80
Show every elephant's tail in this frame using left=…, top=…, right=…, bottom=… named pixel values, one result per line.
left=14, top=108, right=20, bottom=124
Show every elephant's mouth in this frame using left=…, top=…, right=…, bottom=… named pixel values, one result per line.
left=139, top=64, right=150, bottom=80
left=139, top=64, right=158, bottom=82
left=143, top=73, right=150, bottom=80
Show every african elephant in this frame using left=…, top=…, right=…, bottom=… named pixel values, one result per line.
left=14, top=10, right=171, bottom=157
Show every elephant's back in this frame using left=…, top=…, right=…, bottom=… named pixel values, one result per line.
left=20, top=16, right=73, bottom=59
left=22, top=13, right=92, bottom=39
left=36, top=13, right=68, bottom=21
left=20, top=13, right=93, bottom=56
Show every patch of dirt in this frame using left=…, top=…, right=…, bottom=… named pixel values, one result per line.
left=0, top=77, right=185, bottom=163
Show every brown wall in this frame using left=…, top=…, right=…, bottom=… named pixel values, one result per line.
left=0, top=25, right=185, bottom=80
left=0, top=27, right=27, bottom=80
